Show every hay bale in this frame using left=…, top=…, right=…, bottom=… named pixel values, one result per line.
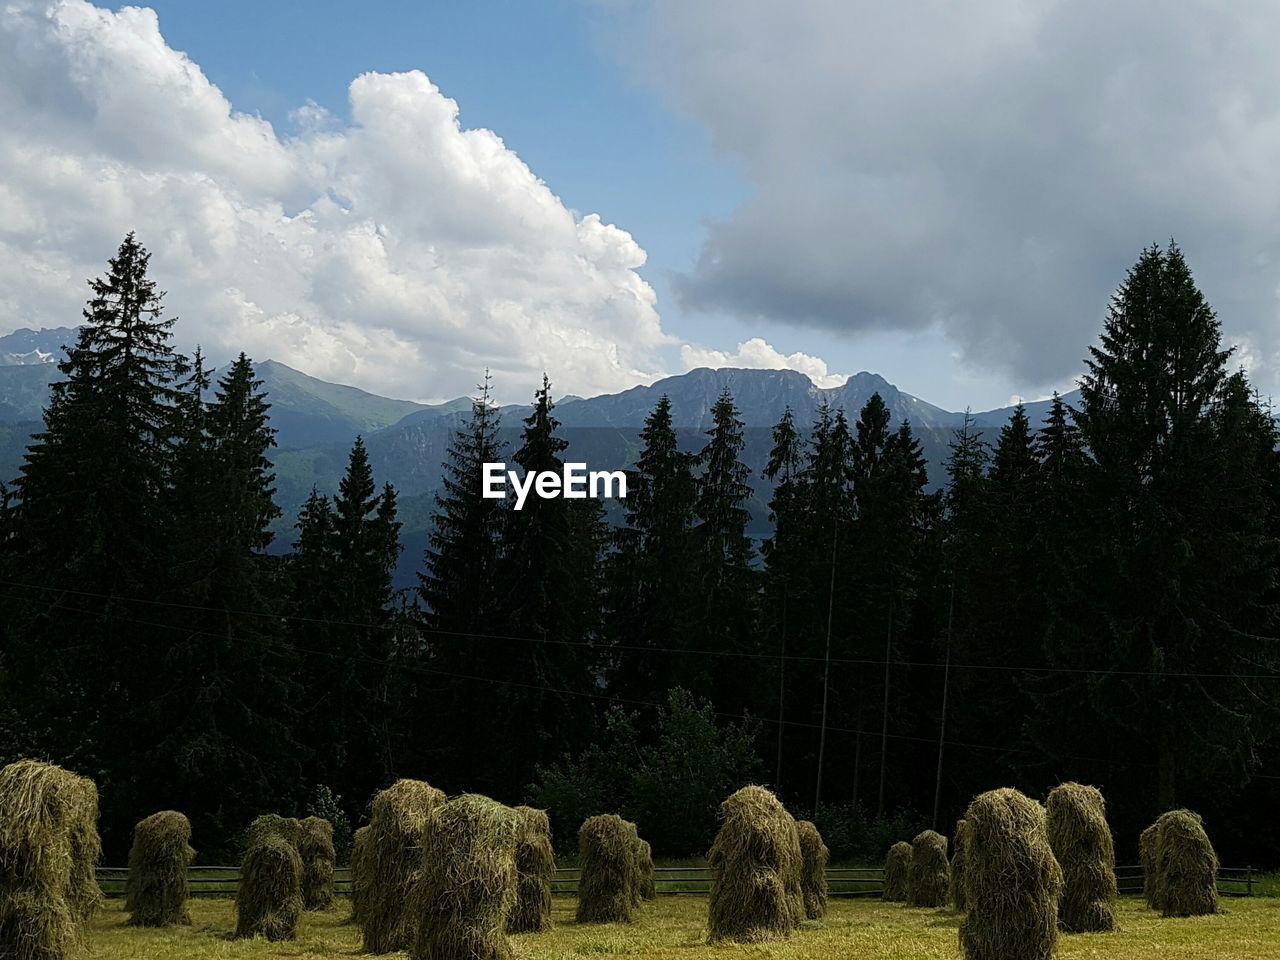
left=298, top=816, right=336, bottom=911
left=408, top=794, right=520, bottom=960
left=347, top=825, right=370, bottom=926
left=950, top=819, right=970, bottom=912
left=124, top=811, right=195, bottom=927
left=246, top=814, right=299, bottom=851
left=1046, top=782, right=1116, bottom=932
left=635, top=838, right=656, bottom=902
left=796, top=820, right=829, bottom=920
left=361, top=779, right=446, bottom=954
left=507, top=806, right=554, bottom=934
left=1151, top=809, right=1218, bottom=918
left=1139, top=822, right=1159, bottom=909
left=907, top=830, right=950, bottom=908
left=65, top=776, right=100, bottom=927
left=959, top=788, right=1062, bottom=960
left=706, top=785, right=804, bottom=943
left=234, top=835, right=303, bottom=941
left=883, top=841, right=912, bottom=902
left=0, top=759, right=100, bottom=960
left=621, top=820, right=643, bottom=907
left=576, top=814, right=636, bottom=924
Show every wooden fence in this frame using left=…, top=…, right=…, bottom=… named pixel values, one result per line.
left=94, top=864, right=1258, bottom=899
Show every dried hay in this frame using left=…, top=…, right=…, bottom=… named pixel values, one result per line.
left=234, top=835, right=303, bottom=941
left=907, top=830, right=950, bottom=908
left=1139, top=822, right=1159, bottom=909
left=706, top=785, right=803, bottom=943
left=407, top=794, right=520, bottom=960
left=360, top=779, right=446, bottom=954
left=576, top=814, right=636, bottom=924
left=796, top=820, right=829, bottom=920
left=298, top=816, right=336, bottom=911
left=347, top=825, right=370, bottom=926
left=1045, top=782, right=1116, bottom=932
left=1151, top=809, right=1218, bottom=918
left=0, top=760, right=100, bottom=960
left=635, top=838, right=656, bottom=902
left=959, top=788, right=1062, bottom=960
left=883, top=841, right=912, bottom=902
left=507, top=806, right=554, bottom=934
left=124, top=811, right=194, bottom=927
left=950, top=818, right=970, bottom=912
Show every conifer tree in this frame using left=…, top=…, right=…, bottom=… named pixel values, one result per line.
left=156, top=352, right=300, bottom=849
left=606, top=394, right=697, bottom=701
left=1052, top=242, right=1280, bottom=809
left=692, top=389, right=758, bottom=711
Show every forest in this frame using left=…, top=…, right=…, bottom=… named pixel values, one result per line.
left=0, top=233, right=1277, bottom=868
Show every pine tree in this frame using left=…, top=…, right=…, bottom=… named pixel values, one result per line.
left=7, top=234, right=183, bottom=843
left=419, top=374, right=505, bottom=634
left=1055, top=242, right=1280, bottom=810
left=606, top=395, right=697, bottom=701
left=154, top=352, right=300, bottom=852
left=692, top=389, right=758, bottom=712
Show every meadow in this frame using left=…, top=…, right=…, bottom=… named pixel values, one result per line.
left=89, top=894, right=1280, bottom=960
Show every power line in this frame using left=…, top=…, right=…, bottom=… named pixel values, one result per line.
left=2, top=575, right=1277, bottom=684
left=0, top=586, right=1164, bottom=774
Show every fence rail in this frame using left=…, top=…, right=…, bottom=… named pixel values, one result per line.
left=93, top=864, right=1258, bottom=899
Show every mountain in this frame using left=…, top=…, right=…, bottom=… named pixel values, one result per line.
left=0, top=326, right=1083, bottom=585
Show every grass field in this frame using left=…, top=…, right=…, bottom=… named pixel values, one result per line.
left=89, top=894, right=1280, bottom=959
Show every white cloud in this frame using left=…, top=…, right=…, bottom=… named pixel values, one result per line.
left=680, top=337, right=845, bottom=388
left=0, top=0, right=685, bottom=403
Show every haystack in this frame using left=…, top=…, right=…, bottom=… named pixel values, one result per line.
left=622, top=820, right=643, bottom=907
left=907, top=830, right=950, bottom=908
left=1151, top=809, right=1218, bottom=918
left=576, top=814, right=636, bottom=924
left=65, top=776, right=100, bottom=926
left=507, top=806, right=554, bottom=934
left=959, top=788, right=1062, bottom=960
left=706, top=785, right=804, bottom=943
left=347, top=824, right=370, bottom=925
left=883, top=841, right=912, bottom=902
left=246, top=814, right=301, bottom=851
left=298, top=816, right=336, bottom=911
left=0, top=759, right=100, bottom=960
left=234, top=835, right=303, bottom=941
left=361, top=779, right=446, bottom=953
left=124, top=811, right=195, bottom=927
left=408, top=794, right=521, bottom=960
left=1046, top=782, right=1116, bottom=932
left=635, top=838, right=656, bottom=901
left=796, top=820, right=829, bottom=920
left=950, top=819, right=970, bottom=912
left=1139, top=822, right=1159, bottom=909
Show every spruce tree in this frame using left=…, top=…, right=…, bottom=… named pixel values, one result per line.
left=606, top=394, right=697, bottom=701
left=8, top=233, right=183, bottom=842
left=692, top=389, right=758, bottom=712
left=1055, top=242, right=1280, bottom=810
left=156, top=352, right=300, bottom=850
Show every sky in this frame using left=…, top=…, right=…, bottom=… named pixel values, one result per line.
left=2, top=0, right=1279, bottom=410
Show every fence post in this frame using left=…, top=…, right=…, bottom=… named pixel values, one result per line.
left=1247, top=865, right=1253, bottom=898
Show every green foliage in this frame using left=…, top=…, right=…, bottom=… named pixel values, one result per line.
left=305, top=785, right=353, bottom=865
left=810, top=804, right=928, bottom=864
left=530, top=689, right=762, bottom=857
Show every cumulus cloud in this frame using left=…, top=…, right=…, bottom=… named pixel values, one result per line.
left=681, top=337, right=845, bottom=388
left=0, top=0, right=680, bottom=402
left=604, top=0, right=1280, bottom=394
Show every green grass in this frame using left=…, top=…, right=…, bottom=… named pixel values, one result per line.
left=89, top=894, right=1280, bottom=959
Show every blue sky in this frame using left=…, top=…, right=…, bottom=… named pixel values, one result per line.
left=10, top=1, right=1278, bottom=411
left=95, top=0, right=1019, bottom=410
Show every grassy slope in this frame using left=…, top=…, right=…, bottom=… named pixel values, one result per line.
left=90, top=895, right=1280, bottom=959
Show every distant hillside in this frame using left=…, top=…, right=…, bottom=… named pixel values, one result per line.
left=0, top=327, right=1084, bottom=587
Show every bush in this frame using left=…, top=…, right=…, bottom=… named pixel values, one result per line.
left=306, top=785, right=353, bottom=865
left=811, top=804, right=928, bottom=864
left=530, top=689, right=762, bottom=856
